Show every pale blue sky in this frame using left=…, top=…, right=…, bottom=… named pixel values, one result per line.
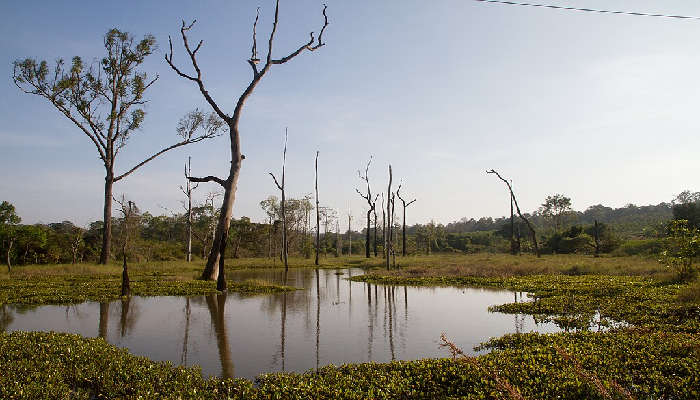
left=1, top=0, right=699, bottom=228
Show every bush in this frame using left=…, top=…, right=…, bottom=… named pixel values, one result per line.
left=612, top=239, right=665, bottom=257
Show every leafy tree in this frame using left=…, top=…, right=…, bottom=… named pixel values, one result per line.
left=13, top=29, right=217, bottom=265
left=672, top=190, right=700, bottom=230
left=0, top=201, right=21, bottom=271
left=539, top=194, right=573, bottom=233
left=659, top=220, right=700, bottom=282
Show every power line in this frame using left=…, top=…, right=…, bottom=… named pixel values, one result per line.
left=473, top=0, right=700, bottom=20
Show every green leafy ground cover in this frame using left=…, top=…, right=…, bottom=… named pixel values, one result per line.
left=0, top=270, right=296, bottom=306
left=0, top=329, right=696, bottom=399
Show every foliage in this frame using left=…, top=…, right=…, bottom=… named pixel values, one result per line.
left=0, top=201, right=21, bottom=225
left=538, top=194, right=573, bottom=232
left=0, top=329, right=697, bottom=399
left=659, top=220, right=700, bottom=281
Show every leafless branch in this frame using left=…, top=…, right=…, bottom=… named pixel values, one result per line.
left=187, top=175, right=227, bottom=187
left=165, top=20, right=230, bottom=122
left=269, top=2, right=329, bottom=64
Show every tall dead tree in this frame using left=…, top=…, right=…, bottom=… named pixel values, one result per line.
left=487, top=169, right=540, bottom=257
left=593, top=219, right=601, bottom=257
left=115, top=196, right=139, bottom=296
left=347, top=212, right=353, bottom=256
left=166, top=1, right=329, bottom=282
left=14, top=30, right=219, bottom=264
left=335, top=220, right=340, bottom=257
left=373, top=207, right=378, bottom=257
left=391, top=192, right=397, bottom=268
left=180, top=156, right=199, bottom=262
left=356, top=157, right=378, bottom=258
left=270, top=129, right=289, bottom=271
left=396, top=184, right=416, bottom=257
left=381, top=194, right=386, bottom=259
left=315, top=151, right=320, bottom=266
left=509, top=182, right=517, bottom=255
left=386, top=165, right=393, bottom=269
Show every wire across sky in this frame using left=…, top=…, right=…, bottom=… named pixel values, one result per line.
left=473, top=0, right=700, bottom=21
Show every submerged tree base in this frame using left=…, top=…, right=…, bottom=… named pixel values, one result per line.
left=0, top=329, right=697, bottom=399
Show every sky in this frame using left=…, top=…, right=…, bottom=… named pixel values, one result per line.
left=1, top=0, right=699, bottom=229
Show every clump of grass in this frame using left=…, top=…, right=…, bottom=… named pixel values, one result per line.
left=676, top=279, right=700, bottom=303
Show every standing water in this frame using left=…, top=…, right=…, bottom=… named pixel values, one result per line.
left=1, top=268, right=559, bottom=380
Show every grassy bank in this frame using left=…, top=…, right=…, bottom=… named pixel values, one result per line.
left=0, top=260, right=299, bottom=306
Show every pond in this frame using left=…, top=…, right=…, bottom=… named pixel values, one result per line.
left=1, top=267, right=560, bottom=380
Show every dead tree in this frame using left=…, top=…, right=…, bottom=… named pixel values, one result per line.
left=391, top=192, right=397, bottom=268
left=269, top=129, right=289, bottom=271
left=373, top=207, right=378, bottom=257
left=315, top=151, right=320, bottom=265
left=180, top=156, right=199, bottom=262
left=381, top=193, right=386, bottom=259
left=166, top=1, right=329, bottom=282
left=486, top=169, right=540, bottom=257
left=396, top=184, right=416, bottom=257
left=355, top=157, right=379, bottom=258
left=347, top=212, right=353, bottom=256
left=386, top=165, right=393, bottom=269
left=335, top=220, right=340, bottom=257
left=115, top=196, right=139, bottom=296
left=510, top=184, right=517, bottom=255
left=593, top=219, right=601, bottom=257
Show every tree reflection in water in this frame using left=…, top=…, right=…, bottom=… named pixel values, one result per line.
left=205, top=293, right=234, bottom=379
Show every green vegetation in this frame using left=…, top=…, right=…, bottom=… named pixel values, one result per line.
left=0, top=261, right=297, bottom=306
left=1, top=328, right=697, bottom=399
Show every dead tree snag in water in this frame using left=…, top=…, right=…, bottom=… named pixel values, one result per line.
left=315, top=151, right=320, bottom=265
left=396, top=183, right=416, bottom=257
left=181, top=156, right=199, bottom=262
left=269, top=129, right=289, bottom=271
left=486, top=169, right=540, bottom=257
left=356, top=157, right=378, bottom=258
left=386, top=165, right=393, bottom=269
left=166, top=1, right=329, bottom=281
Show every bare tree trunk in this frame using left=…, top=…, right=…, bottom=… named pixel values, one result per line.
left=486, top=169, right=539, bottom=257
left=270, top=129, right=288, bottom=271
left=169, top=1, right=329, bottom=282
left=365, top=210, right=371, bottom=258
left=373, top=210, right=378, bottom=257
left=5, top=240, right=13, bottom=272
left=348, top=213, right=352, bottom=256
left=386, top=165, right=392, bottom=270
left=121, top=252, right=130, bottom=296
left=336, top=221, right=340, bottom=257
left=510, top=192, right=516, bottom=255
left=100, top=172, right=114, bottom=264
left=268, top=216, right=273, bottom=259
left=594, top=219, right=600, bottom=257
left=185, top=158, right=195, bottom=262
left=315, top=151, right=320, bottom=265
left=396, top=185, right=416, bottom=257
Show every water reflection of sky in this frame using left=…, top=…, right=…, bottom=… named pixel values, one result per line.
left=2, top=268, right=560, bottom=380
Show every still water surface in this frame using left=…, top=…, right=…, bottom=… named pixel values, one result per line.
left=2, top=268, right=559, bottom=380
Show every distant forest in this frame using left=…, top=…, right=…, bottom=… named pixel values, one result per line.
left=3, top=190, right=698, bottom=267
